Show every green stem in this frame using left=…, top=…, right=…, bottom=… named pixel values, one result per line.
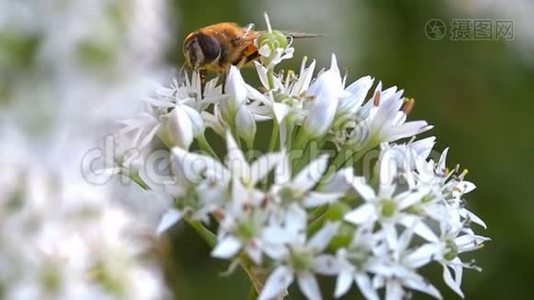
left=292, top=127, right=308, bottom=153
left=267, top=68, right=275, bottom=90
left=285, top=120, right=295, bottom=150
left=130, top=171, right=149, bottom=190
left=263, top=122, right=279, bottom=190
left=308, top=213, right=326, bottom=235
left=292, top=140, right=311, bottom=175
left=240, top=255, right=268, bottom=295
left=197, top=134, right=219, bottom=160
left=120, top=166, right=148, bottom=190
left=331, top=145, right=353, bottom=171
left=248, top=285, right=258, bottom=300
left=308, top=204, right=329, bottom=235
left=186, top=219, right=216, bottom=247
left=268, top=122, right=279, bottom=152
left=309, top=204, right=329, bottom=221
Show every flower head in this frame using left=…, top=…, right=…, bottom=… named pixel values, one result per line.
left=112, top=16, right=488, bottom=300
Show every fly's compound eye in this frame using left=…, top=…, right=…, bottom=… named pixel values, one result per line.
left=195, top=33, right=221, bottom=63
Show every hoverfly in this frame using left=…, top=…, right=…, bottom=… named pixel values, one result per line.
left=183, top=22, right=321, bottom=74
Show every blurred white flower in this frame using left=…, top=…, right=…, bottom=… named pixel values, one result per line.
left=0, top=0, right=172, bottom=298
left=0, top=155, right=168, bottom=300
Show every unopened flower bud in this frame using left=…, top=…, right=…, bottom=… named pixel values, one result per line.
left=257, top=30, right=288, bottom=54
left=160, top=107, right=193, bottom=149
left=235, top=105, right=257, bottom=148
left=221, top=66, right=248, bottom=125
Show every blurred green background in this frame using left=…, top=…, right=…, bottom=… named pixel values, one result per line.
left=167, top=0, right=534, bottom=299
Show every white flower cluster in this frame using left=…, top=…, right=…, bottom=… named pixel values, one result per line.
left=115, top=21, right=488, bottom=300
left=0, top=0, right=171, bottom=299
left=0, top=152, right=168, bottom=300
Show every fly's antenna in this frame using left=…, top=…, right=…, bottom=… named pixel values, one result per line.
left=243, top=23, right=255, bottom=36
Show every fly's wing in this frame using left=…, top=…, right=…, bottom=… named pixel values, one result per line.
left=280, top=31, right=324, bottom=39
left=256, top=30, right=323, bottom=45
left=255, top=30, right=323, bottom=40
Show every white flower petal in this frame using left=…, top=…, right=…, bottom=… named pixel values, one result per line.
left=273, top=102, right=291, bottom=124
left=235, top=105, right=257, bottom=147
left=386, top=121, right=432, bottom=142
left=441, top=263, right=463, bottom=298
left=172, top=147, right=229, bottom=183
left=182, top=105, right=204, bottom=137
left=404, top=243, right=439, bottom=268
left=254, top=61, right=270, bottom=89
left=399, top=216, right=439, bottom=243
left=411, top=136, right=436, bottom=159
left=344, top=204, right=376, bottom=225
left=455, top=234, right=489, bottom=252
left=250, top=153, right=282, bottom=186
left=460, top=209, right=487, bottom=229
left=350, top=177, right=377, bottom=202
left=385, top=280, right=404, bottom=300
left=301, top=56, right=343, bottom=138
left=404, top=276, right=443, bottom=300
left=285, top=204, right=307, bottom=238
left=293, top=154, right=329, bottom=191
left=355, top=274, right=379, bottom=300
left=334, top=270, right=353, bottom=298
left=320, top=167, right=354, bottom=194
left=371, top=95, right=402, bottom=132
left=275, top=152, right=292, bottom=185
left=307, top=222, right=339, bottom=252
left=246, top=83, right=270, bottom=104
left=225, top=66, right=247, bottom=105
left=292, top=58, right=316, bottom=96
left=225, top=131, right=249, bottom=181
left=211, top=236, right=242, bottom=259
left=259, top=266, right=294, bottom=300
left=397, top=190, right=426, bottom=210
left=297, top=272, right=322, bottom=300
left=164, top=107, right=194, bottom=149
left=338, top=75, right=374, bottom=115
left=156, top=209, right=182, bottom=234
left=314, top=255, right=341, bottom=275
left=139, top=123, right=161, bottom=148
left=201, top=111, right=225, bottom=137
left=303, top=192, right=342, bottom=208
